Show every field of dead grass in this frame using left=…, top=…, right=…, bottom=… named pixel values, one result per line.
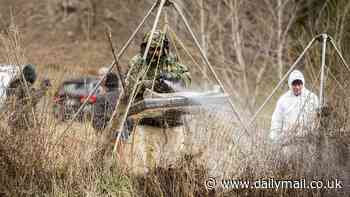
left=0, top=6, right=349, bottom=196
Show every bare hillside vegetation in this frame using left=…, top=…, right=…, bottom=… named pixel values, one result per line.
left=0, top=0, right=349, bottom=196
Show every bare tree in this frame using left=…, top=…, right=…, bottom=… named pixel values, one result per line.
left=176, top=0, right=301, bottom=115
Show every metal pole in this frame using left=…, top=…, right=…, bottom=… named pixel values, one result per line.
left=142, top=0, right=167, bottom=60
left=53, top=1, right=158, bottom=148
left=73, top=0, right=157, bottom=123
left=171, top=0, right=250, bottom=136
left=246, top=35, right=319, bottom=128
left=328, top=36, right=350, bottom=75
left=319, top=34, right=328, bottom=107
left=113, top=0, right=167, bottom=154
left=104, top=0, right=159, bottom=132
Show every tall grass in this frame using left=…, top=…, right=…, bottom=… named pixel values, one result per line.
left=0, top=26, right=349, bottom=197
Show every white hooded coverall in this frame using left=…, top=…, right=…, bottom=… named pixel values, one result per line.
left=0, top=65, right=18, bottom=108
left=270, top=70, right=319, bottom=143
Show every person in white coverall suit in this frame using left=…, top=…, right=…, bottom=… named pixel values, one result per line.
left=270, top=70, right=319, bottom=157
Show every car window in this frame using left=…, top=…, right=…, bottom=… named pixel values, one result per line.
left=64, top=83, right=86, bottom=93
left=63, top=80, right=100, bottom=94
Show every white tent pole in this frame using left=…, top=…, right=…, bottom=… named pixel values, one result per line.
left=319, top=34, right=328, bottom=107
left=328, top=36, right=350, bottom=75
left=113, top=0, right=167, bottom=154
left=171, top=0, right=250, bottom=136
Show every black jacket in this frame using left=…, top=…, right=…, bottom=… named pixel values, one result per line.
left=92, top=89, right=119, bottom=131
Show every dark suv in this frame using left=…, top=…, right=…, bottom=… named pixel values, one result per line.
left=53, top=77, right=100, bottom=121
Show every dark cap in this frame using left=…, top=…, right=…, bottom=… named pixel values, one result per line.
left=22, top=64, right=37, bottom=84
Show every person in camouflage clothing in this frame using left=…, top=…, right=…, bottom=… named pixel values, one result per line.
left=125, top=30, right=191, bottom=101
left=5, top=64, right=50, bottom=131
left=123, top=30, right=191, bottom=170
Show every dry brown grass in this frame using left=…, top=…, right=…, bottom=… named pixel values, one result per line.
left=0, top=4, right=349, bottom=196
